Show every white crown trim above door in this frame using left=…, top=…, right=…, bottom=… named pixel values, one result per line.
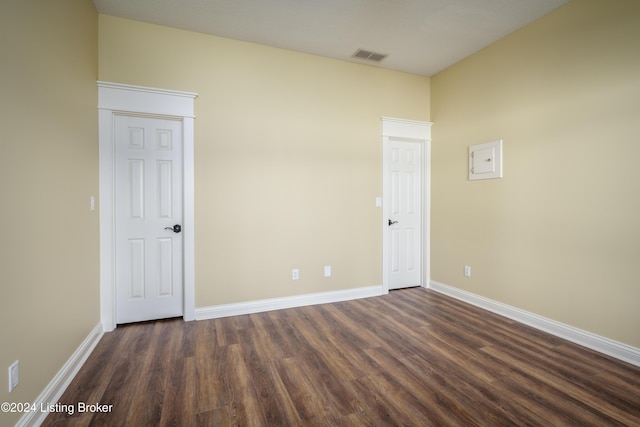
left=98, top=81, right=197, bottom=331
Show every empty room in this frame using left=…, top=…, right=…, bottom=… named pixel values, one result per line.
left=1, top=0, right=639, bottom=425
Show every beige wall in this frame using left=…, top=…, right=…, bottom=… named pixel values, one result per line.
left=431, top=0, right=640, bottom=347
left=98, top=15, right=430, bottom=307
left=0, top=0, right=99, bottom=424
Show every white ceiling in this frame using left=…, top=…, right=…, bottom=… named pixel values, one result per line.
left=92, top=0, right=569, bottom=76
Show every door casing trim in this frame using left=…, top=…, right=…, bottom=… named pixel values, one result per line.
left=381, top=117, right=432, bottom=294
left=98, top=81, right=197, bottom=331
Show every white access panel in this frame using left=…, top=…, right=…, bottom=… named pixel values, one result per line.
left=469, top=140, right=503, bottom=180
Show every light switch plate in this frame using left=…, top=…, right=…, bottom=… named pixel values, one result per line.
left=469, top=140, right=502, bottom=180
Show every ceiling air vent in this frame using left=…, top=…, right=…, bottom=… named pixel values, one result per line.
left=352, top=49, right=388, bottom=63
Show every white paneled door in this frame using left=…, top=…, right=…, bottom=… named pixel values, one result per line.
left=115, top=115, right=183, bottom=324
left=387, top=140, right=422, bottom=290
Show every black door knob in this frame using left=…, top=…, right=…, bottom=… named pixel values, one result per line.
left=165, top=224, right=182, bottom=233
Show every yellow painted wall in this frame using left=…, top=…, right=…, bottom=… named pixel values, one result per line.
left=0, top=0, right=99, bottom=424
left=98, top=15, right=430, bottom=307
left=431, top=0, right=640, bottom=347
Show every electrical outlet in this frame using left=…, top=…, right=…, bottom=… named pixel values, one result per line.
left=464, top=265, right=471, bottom=278
left=324, top=266, right=331, bottom=277
left=292, top=269, right=299, bottom=280
left=8, top=360, right=19, bottom=392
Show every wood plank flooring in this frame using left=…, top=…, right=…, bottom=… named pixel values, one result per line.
left=43, top=288, right=640, bottom=426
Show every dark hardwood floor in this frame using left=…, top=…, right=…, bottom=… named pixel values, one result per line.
left=43, top=288, right=640, bottom=426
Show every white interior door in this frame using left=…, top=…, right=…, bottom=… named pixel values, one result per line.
left=387, top=139, right=422, bottom=290
left=114, top=115, right=184, bottom=324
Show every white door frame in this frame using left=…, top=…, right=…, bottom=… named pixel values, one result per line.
left=98, top=81, right=197, bottom=331
left=382, top=117, right=432, bottom=294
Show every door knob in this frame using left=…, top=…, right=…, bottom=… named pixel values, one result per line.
left=165, top=224, right=182, bottom=233
left=388, top=219, right=398, bottom=226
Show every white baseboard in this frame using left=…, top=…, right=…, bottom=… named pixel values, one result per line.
left=429, top=281, right=640, bottom=367
left=17, top=322, right=104, bottom=427
left=195, top=285, right=383, bottom=320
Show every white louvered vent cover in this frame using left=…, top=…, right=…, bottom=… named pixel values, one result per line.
left=352, top=49, right=388, bottom=62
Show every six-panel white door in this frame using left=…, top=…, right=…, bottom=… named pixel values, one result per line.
left=114, top=115, right=183, bottom=324
left=388, top=140, right=422, bottom=289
